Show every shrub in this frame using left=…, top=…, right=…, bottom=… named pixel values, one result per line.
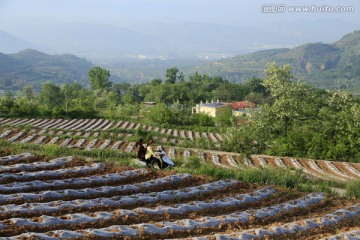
left=182, top=156, right=202, bottom=169
left=346, top=180, right=360, bottom=199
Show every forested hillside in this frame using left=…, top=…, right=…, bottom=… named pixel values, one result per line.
left=196, top=30, right=360, bottom=92
left=0, top=49, right=94, bottom=91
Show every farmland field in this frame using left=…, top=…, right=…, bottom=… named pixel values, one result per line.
left=0, top=118, right=360, bottom=239
left=1, top=117, right=360, bottom=183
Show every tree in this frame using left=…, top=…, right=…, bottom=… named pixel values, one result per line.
left=121, top=86, right=143, bottom=104
left=0, top=92, right=15, bottom=115
left=88, top=66, right=112, bottom=91
left=245, top=92, right=267, bottom=105
left=259, top=62, right=315, bottom=136
left=61, top=83, right=83, bottom=115
left=112, top=82, right=131, bottom=96
left=11, top=98, right=39, bottom=117
left=21, top=85, right=34, bottom=101
left=314, top=90, right=360, bottom=161
left=222, top=126, right=259, bottom=154
left=165, top=67, right=184, bottom=84
left=150, top=79, right=162, bottom=86
left=262, top=62, right=293, bottom=98
left=38, top=83, right=63, bottom=108
left=244, top=77, right=268, bottom=95
left=214, top=105, right=234, bottom=127
left=105, top=90, right=119, bottom=110
left=213, top=82, right=244, bottom=102
left=147, top=103, right=173, bottom=125
left=190, top=113, right=214, bottom=127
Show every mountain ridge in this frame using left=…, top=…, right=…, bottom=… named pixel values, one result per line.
left=195, top=30, right=360, bottom=90
left=0, top=49, right=94, bottom=91
left=2, top=19, right=359, bottom=62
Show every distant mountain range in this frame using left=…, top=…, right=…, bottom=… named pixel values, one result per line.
left=0, top=49, right=94, bottom=91
left=1, top=29, right=360, bottom=92
left=195, top=30, right=360, bottom=90
left=1, top=19, right=359, bottom=63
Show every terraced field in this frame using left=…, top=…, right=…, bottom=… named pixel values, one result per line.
left=0, top=153, right=359, bottom=239
left=1, top=118, right=360, bottom=182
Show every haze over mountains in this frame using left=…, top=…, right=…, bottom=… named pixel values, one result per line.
left=1, top=19, right=359, bottom=63
left=1, top=0, right=360, bottom=92
left=1, top=29, right=360, bottom=92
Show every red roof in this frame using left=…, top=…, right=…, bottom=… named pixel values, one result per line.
left=232, top=101, right=256, bottom=109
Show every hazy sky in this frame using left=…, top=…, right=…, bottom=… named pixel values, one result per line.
left=0, top=0, right=359, bottom=30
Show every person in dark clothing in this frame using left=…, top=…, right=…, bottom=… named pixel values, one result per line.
left=135, top=138, right=147, bottom=162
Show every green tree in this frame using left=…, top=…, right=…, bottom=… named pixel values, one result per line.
left=13, top=86, right=39, bottom=117
left=213, top=82, right=244, bottom=102
left=314, top=90, right=360, bottom=161
left=105, top=90, right=120, bottom=110
left=67, top=89, right=96, bottom=118
left=0, top=92, right=15, bottom=115
left=21, top=85, right=34, bottom=101
left=116, top=103, right=139, bottom=119
left=259, top=62, right=316, bottom=136
left=38, top=83, right=64, bottom=108
left=147, top=103, right=173, bottom=125
left=61, top=83, right=83, bottom=115
left=214, top=105, right=234, bottom=127
left=88, top=66, right=112, bottom=91
left=112, top=82, right=131, bottom=96
left=150, top=78, right=162, bottom=86
left=165, top=67, right=184, bottom=84
left=121, top=86, right=143, bottom=104
left=171, top=101, right=189, bottom=125
left=244, top=77, right=268, bottom=95
left=190, top=113, right=214, bottom=127
left=222, top=126, right=259, bottom=153
left=11, top=98, right=39, bottom=117
left=244, top=92, right=267, bottom=105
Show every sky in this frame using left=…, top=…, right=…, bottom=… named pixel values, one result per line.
left=0, top=0, right=359, bottom=30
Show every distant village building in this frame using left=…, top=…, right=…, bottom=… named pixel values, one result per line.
left=192, top=100, right=227, bottom=117
left=192, top=100, right=256, bottom=117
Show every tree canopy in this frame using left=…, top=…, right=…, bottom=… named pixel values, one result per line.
left=88, top=66, right=112, bottom=91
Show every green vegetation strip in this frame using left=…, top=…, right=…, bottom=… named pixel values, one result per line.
left=177, top=156, right=338, bottom=194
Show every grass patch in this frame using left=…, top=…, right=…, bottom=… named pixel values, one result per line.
left=175, top=157, right=335, bottom=193
left=177, top=161, right=303, bottom=189
left=346, top=180, right=360, bottom=199
left=297, top=181, right=335, bottom=194
left=181, top=156, right=202, bottom=169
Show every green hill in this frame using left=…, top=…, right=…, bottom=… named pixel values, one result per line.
left=195, top=30, right=360, bottom=90
left=0, top=49, right=94, bottom=91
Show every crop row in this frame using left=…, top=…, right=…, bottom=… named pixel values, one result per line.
left=0, top=118, right=224, bottom=143
left=1, top=128, right=360, bottom=183
left=0, top=153, right=359, bottom=239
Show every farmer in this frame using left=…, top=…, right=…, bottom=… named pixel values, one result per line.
left=145, top=139, right=163, bottom=168
left=135, top=138, right=146, bottom=162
